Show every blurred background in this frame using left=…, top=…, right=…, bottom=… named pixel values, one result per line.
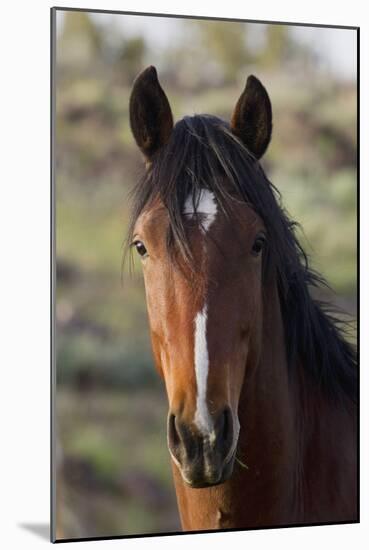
left=54, top=9, right=357, bottom=539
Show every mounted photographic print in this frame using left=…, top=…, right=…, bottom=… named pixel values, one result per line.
left=51, top=7, right=359, bottom=542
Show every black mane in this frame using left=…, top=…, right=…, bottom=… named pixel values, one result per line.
left=127, top=114, right=357, bottom=404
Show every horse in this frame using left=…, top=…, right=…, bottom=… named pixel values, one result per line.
left=127, top=65, right=357, bottom=531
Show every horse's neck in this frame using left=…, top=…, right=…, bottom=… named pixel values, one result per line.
left=234, top=278, right=297, bottom=522
left=237, top=279, right=357, bottom=525
left=238, top=280, right=356, bottom=524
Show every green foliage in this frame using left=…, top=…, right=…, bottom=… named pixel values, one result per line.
left=276, top=171, right=357, bottom=295
left=57, top=389, right=180, bottom=536
left=196, top=21, right=254, bottom=82
left=258, top=25, right=291, bottom=67
left=58, top=12, right=103, bottom=71
left=115, top=37, right=146, bottom=83
left=56, top=324, right=156, bottom=389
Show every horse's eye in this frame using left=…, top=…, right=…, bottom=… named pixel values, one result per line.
left=133, top=240, right=148, bottom=258
left=251, top=235, right=266, bottom=256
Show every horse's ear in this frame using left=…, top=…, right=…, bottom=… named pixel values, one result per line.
left=129, top=66, right=173, bottom=160
left=230, top=75, right=272, bottom=159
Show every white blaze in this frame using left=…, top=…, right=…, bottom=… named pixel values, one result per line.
left=194, top=304, right=212, bottom=433
left=184, top=189, right=218, bottom=437
left=184, top=188, right=218, bottom=231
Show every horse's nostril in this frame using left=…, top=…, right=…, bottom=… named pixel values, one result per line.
left=168, top=413, right=200, bottom=463
left=217, top=407, right=233, bottom=451
left=168, top=413, right=180, bottom=447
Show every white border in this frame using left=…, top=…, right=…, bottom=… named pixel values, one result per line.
left=1, top=1, right=366, bottom=548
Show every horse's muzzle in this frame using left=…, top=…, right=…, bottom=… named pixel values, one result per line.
left=167, top=406, right=237, bottom=488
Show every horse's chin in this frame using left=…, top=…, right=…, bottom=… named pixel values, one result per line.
left=180, top=449, right=237, bottom=489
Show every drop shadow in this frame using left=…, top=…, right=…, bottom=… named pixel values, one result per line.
left=18, top=523, right=50, bottom=541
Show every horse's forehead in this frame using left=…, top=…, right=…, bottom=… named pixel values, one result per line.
left=184, top=189, right=262, bottom=233
left=135, top=190, right=263, bottom=250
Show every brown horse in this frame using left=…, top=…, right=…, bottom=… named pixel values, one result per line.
left=127, top=66, right=357, bottom=531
